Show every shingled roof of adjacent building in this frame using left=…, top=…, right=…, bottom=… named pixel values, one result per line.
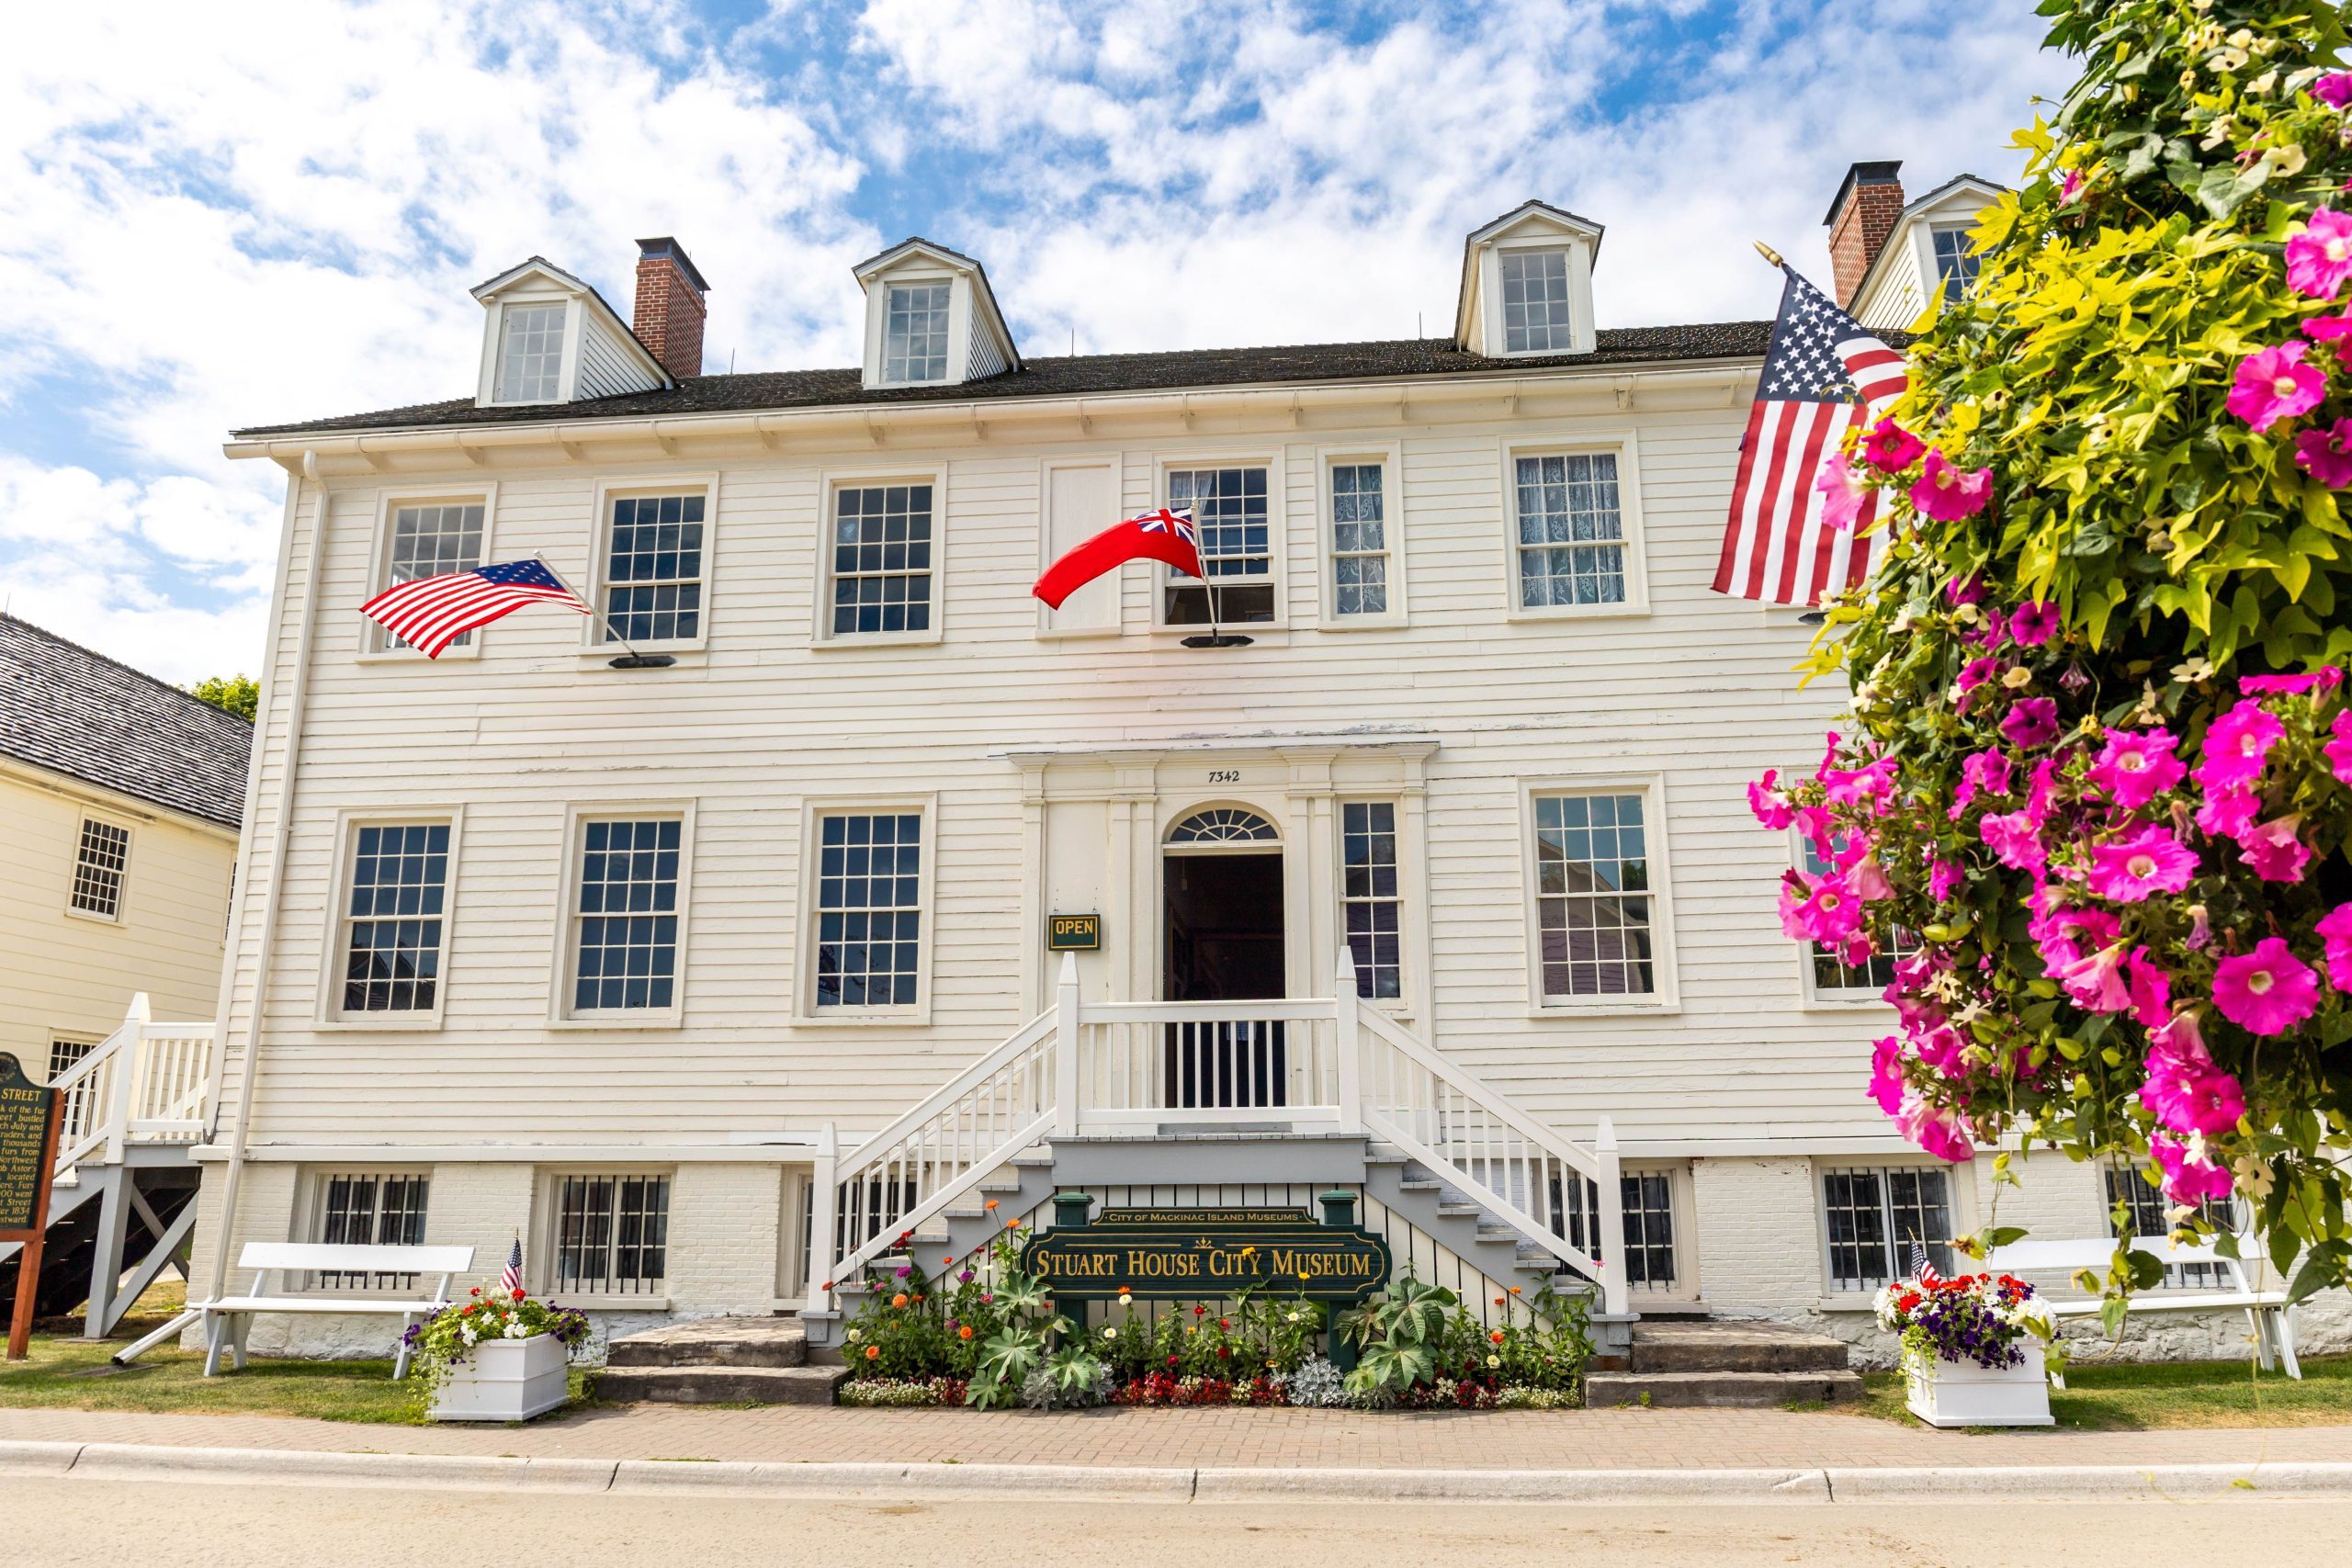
left=0, top=614, right=253, bottom=829
left=232, top=321, right=1773, bottom=437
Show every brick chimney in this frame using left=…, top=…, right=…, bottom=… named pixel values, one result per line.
left=1823, top=161, right=1905, bottom=310
left=633, top=237, right=709, bottom=381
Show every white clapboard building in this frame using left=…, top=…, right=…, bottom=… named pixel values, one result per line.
left=181, top=162, right=2335, bottom=1381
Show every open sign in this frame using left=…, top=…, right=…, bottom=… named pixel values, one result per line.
left=1046, top=913, right=1101, bottom=951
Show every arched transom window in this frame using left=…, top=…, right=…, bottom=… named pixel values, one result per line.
left=1166, top=807, right=1278, bottom=845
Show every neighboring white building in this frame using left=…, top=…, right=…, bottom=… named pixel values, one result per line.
left=1825, top=159, right=2008, bottom=331
left=0, top=614, right=248, bottom=1081
left=189, top=201, right=2335, bottom=1373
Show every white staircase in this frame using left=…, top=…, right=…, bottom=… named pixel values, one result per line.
left=806, top=953, right=1627, bottom=1335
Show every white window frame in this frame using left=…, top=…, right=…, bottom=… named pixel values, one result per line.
left=46, top=1033, right=101, bottom=1083
left=881, top=279, right=954, bottom=385
left=300, top=1166, right=435, bottom=1293
left=550, top=802, right=695, bottom=1029
left=812, top=468, right=948, bottom=648
left=1929, top=223, right=1980, bottom=303
left=1317, top=444, right=1406, bottom=628
left=1519, top=774, right=1679, bottom=1015
left=1339, top=797, right=1406, bottom=1006
left=1476, top=232, right=1596, bottom=358
left=64, top=813, right=132, bottom=924
left=315, top=808, right=465, bottom=1030
left=794, top=795, right=937, bottom=1024
left=861, top=268, right=968, bottom=389
left=361, top=484, right=498, bottom=661
left=1619, top=1162, right=1697, bottom=1302
left=479, top=293, right=579, bottom=407
left=1789, top=825, right=1916, bottom=1010
left=1814, top=1157, right=1974, bottom=1300
left=1497, top=245, right=1577, bottom=355
left=580, top=475, right=718, bottom=657
left=1153, top=450, right=1289, bottom=633
left=1498, top=433, right=1648, bottom=621
left=534, top=1167, right=676, bottom=1308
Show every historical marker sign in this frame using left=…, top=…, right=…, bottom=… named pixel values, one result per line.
left=1020, top=1206, right=1392, bottom=1303
left=0, top=1054, right=60, bottom=1235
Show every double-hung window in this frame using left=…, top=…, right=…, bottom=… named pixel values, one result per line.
left=340, top=823, right=450, bottom=1016
left=494, top=303, right=565, bottom=402
left=379, top=502, right=487, bottom=651
left=602, top=492, right=705, bottom=645
left=1499, top=248, right=1574, bottom=353
left=552, top=1173, right=671, bottom=1296
left=1822, top=1166, right=1954, bottom=1292
left=1795, top=836, right=1918, bottom=999
left=883, top=283, right=951, bottom=383
left=313, top=1171, right=431, bottom=1290
left=69, top=818, right=130, bottom=919
left=571, top=818, right=682, bottom=1013
left=1931, top=227, right=1980, bottom=302
left=1165, top=466, right=1273, bottom=625
left=830, top=483, right=934, bottom=637
left=1341, top=802, right=1402, bottom=1000
left=1328, top=461, right=1393, bottom=619
left=1532, top=791, right=1655, bottom=999
left=813, top=811, right=922, bottom=1009
left=1513, top=452, right=1627, bottom=609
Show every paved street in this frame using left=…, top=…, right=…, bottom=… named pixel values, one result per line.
left=7, top=1476, right=2347, bottom=1568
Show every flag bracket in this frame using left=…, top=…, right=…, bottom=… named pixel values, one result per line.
left=1180, top=634, right=1254, bottom=649
left=607, top=653, right=679, bottom=669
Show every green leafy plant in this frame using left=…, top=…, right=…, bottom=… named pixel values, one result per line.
left=1340, top=1272, right=1457, bottom=1401
left=401, top=1287, right=588, bottom=1416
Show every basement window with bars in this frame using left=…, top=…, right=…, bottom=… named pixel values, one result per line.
left=1559, top=1171, right=1679, bottom=1291
left=1822, top=1167, right=1954, bottom=1292
left=311, top=1171, right=431, bottom=1290
left=69, top=818, right=130, bottom=919
left=551, top=1174, right=671, bottom=1296
left=2105, top=1161, right=2233, bottom=1291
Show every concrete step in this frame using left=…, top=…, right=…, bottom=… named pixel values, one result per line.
left=594, top=1363, right=849, bottom=1405
left=606, top=1316, right=808, bottom=1369
left=1586, top=1370, right=1864, bottom=1408
left=1629, top=1320, right=1851, bottom=1375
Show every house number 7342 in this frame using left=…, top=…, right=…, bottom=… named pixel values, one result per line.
left=1207, top=770, right=1240, bottom=784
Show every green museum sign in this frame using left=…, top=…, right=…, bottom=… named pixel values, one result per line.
left=1019, top=1201, right=1392, bottom=1303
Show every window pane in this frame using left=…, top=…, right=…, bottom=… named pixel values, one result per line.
left=2105, top=1164, right=2232, bottom=1289
left=573, top=820, right=681, bottom=1010
left=1499, top=249, right=1573, bottom=354
left=884, top=283, right=952, bottom=382
left=1622, top=1172, right=1677, bottom=1289
left=1165, top=467, right=1273, bottom=625
left=69, top=818, right=130, bottom=918
left=815, top=812, right=922, bottom=1007
left=1534, top=793, right=1653, bottom=998
left=1514, top=453, right=1624, bottom=607
left=1341, top=801, right=1401, bottom=998
left=830, top=484, right=933, bottom=636
left=1885, top=1168, right=1954, bottom=1280
left=1329, top=463, right=1390, bottom=616
left=1932, top=228, right=1980, bottom=302
left=603, top=492, right=706, bottom=643
left=384, top=502, right=487, bottom=649
left=495, top=303, right=565, bottom=401
left=1797, top=836, right=1921, bottom=993
left=1823, top=1169, right=1892, bottom=1292
left=344, top=823, right=450, bottom=1013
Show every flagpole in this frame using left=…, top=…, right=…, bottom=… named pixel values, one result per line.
left=531, top=551, right=671, bottom=668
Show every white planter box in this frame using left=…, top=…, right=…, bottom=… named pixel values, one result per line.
left=1904, top=1341, right=2053, bottom=1428
left=429, top=1332, right=571, bottom=1422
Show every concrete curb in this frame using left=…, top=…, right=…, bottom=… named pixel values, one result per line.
left=4, top=1439, right=2350, bottom=1504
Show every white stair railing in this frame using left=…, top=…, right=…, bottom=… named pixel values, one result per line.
left=40, top=995, right=219, bottom=1180
left=1351, top=954, right=1626, bottom=1315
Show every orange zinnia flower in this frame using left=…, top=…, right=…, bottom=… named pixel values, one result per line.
left=1508, top=1286, right=1522, bottom=1295
left=1493, top=1295, right=1506, bottom=1307
left=984, top=1200, right=999, bottom=1211
left=891, top=1292, right=910, bottom=1309
left=1489, top=1329, right=1505, bottom=1344
left=958, top=1325, right=974, bottom=1340
left=865, top=1345, right=880, bottom=1359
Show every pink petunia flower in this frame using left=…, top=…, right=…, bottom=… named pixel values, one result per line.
left=2238, top=668, right=2342, bottom=694
left=2197, top=699, right=2285, bottom=788
left=2151, top=1135, right=2234, bottom=1205
left=2287, top=208, right=2352, bottom=299
left=2315, top=72, right=2352, bottom=108
left=1894, top=1093, right=1974, bottom=1163
left=2225, top=341, right=2326, bottom=432
left=2085, top=825, right=2198, bottom=901
left=1860, top=417, right=1926, bottom=472
left=1868, top=1036, right=1905, bottom=1116
left=2328, top=710, right=2352, bottom=785
left=1779, top=873, right=1863, bottom=944
left=2009, top=600, right=2060, bottom=647
left=1910, top=450, right=1994, bottom=521
left=1845, top=854, right=1894, bottom=902
left=2124, top=948, right=2172, bottom=1032
left=2303, top=311, right=2352, bottom=342
left=1815, top=450, right=1873, bottom=531
left=2236, top=815, right=2312, bottom=883
left=1980, top=808, right=2048, bottom=874
left=2033, top=904, right=2120, bottom=980
left=1943, top=575, right=1985, bottom=607
left=1950, top=748, right=2013, bottom=817
left=2059, top=942, right=2132, bottom=1012
left=1928, top=858, right=1964, bottom=903
left=2295, top=419, right=2352, bottom=487
left=2315, top=903, right=2352, bottom=991
left=2089, top=728, right=2186, bottom=808
left=1747, top=768, right=1796, bottom=830
left=2056, top=170, right=2085, bottom=207
left=2001, top=696, right=2060, bottom=749
left=1957, top=655, right=2003, bottom=695
left=2138, top=1056, right=2247, bottom=1137
left=2147, top=1007, right=2213, bottom=1074
left=2196, top=784, right=2261, bottom=840
left=2211, top=937, right=2320, bottom=1036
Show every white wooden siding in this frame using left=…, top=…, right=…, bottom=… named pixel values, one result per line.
left=220, top=372, right=1906, bottom=1158
left=576, top=315, right=662, bottom=400
left=967, top=310, right=1007, bottom=379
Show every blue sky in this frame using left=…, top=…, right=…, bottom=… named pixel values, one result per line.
left=0, top=0, right=2064, bottom=683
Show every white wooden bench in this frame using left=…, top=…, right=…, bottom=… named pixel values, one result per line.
left=189, top=1242, right=475, bottom=1379
left=1981, top=1235, right=2300, bottom=1380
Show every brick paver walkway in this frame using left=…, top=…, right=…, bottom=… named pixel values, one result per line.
left=3, top=1403, right=2348, bottom=1471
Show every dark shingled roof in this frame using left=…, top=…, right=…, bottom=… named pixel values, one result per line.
left=232, top=323, right=1772, bottom=438
left=0, top=614, right=253, bottom=829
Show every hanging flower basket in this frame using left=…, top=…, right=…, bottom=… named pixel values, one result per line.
left=1876, top=1272, right=2055, bottom=1428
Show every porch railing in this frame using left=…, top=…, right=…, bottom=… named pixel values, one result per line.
left=47, top=993, right=219, bottom=1179
left=811, top=953, right=1626, bottom=1314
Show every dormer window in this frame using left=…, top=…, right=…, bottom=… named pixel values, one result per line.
left=1499, top=250, right=1574, bottom=354
left=495, top=303, right=568, bottom=402
left=1931, top=226, right=1979, bottom=301
left=884, top=283, right=952, bottom=383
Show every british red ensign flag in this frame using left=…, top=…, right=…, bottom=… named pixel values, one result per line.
left=1711, top=264, right=1908, bottom=608
left=1032, top=507, right=1204, bottom=608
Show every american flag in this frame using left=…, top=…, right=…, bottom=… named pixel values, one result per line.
left=359, top=558, right=590, bottom=659
left=1908, top=1237, right=1944, bottom=1287
left=500, top=1237, right=524, bottom=1296
left=1711, top=264, right=1909, bottom=608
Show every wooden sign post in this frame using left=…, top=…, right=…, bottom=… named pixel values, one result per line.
left=0, top=1053, right=64, bottom=1361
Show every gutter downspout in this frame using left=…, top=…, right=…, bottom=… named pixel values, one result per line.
left=202, top=454, right=326, bottom=1303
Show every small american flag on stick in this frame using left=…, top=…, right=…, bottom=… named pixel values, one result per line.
left=1712, top=254, right=1908, bottom=608
left=500, top=1236, right=524, bottom=1296
left=359, top=558, right=591, bottom=659
left=1907, top=1237, right=1944, bottom=1287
